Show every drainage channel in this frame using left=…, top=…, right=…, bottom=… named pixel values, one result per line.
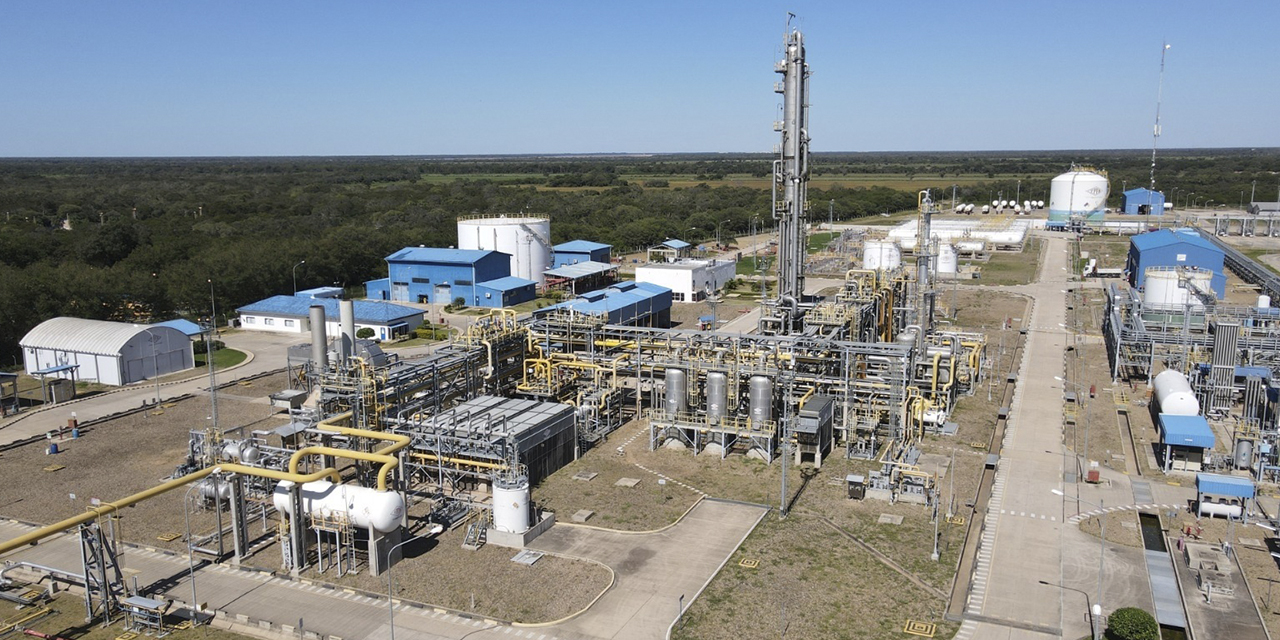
left=1139, top=511, right=1189, bottom=639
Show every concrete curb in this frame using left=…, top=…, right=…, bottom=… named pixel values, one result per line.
left=553, top=494, right=707, bottom=536
left=510, top=554, right=617, bottom=628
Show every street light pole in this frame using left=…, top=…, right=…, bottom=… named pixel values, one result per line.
left=386, top=535, right=423, bottom=640
left=292, top=260, right=306, bottom=295
left=1053, top=489, right=1104, bottom=640
left=143, top=328, right=161, bottom=406
left=184, top=468, right=219, bottom=624
left=207, top=279, right=219, bottom=430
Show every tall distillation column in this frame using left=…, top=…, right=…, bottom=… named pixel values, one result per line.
left=764, top=27, right=811, bottom=334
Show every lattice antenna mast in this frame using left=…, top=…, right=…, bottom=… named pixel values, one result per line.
left=1149, top=42, right=1171, bottom=193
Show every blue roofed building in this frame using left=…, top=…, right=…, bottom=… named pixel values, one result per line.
left=533, top=281, right=672, bottom=326
left=473, top=276, right=538, bottom=308
left=1126, top=229, right=1226, bottom=299
left=152, top=318, right=205, bottom=338
left=1157, top=413, right=1215, bottom=472
left=236, top=296, right=423, bottom=341
left=553, top=240, right=612, bottom=268
left=1195, top=472, right=1254, bottom=519
left=1121, top=188, right=1166, bottom=215
left=364, top=247, right=534, bottom=308
left=647, top=238, right=694, bottom=262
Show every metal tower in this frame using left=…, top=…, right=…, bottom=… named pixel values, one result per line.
left=765, top=26, right=811, bottom=334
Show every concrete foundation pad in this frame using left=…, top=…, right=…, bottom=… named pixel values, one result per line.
left=572, top=509, right=595, bottom=523
left=878, top=513, right=904, bottom=525
left=614, top=477, right=641, bottom=488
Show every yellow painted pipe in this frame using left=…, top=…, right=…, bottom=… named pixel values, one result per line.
left=0, top=463, right=341, bottom=558
left=288, top=447, right=398, bottom=492
left=409, top=452, right=507, bottom=471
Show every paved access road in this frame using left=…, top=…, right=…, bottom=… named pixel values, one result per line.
left=0, top=330, right=305, bottom=447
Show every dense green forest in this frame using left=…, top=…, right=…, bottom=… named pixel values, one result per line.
left=1, top=149, right=1276, bottom=367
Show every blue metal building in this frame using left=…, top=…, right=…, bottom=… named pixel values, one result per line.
left=1121, top=188, right=1166, bottom=215
left=534, top=281, right=672, bottom=326
left=553, top=240, right=612, bottom=268
left=364, top=248, right=536, bottom=308
left=1126, top=229, right=1226, bottom=299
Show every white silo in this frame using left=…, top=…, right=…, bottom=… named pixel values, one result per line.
left=457, top=215, right=553, bottom=286
left=1048, top=167, right=1109, bottom=225
left=936, top=243, right=958, bottom=274
left=862, top=240, right=902, bottom=271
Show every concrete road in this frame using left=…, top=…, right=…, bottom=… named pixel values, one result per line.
left=0, top=330, right=305, bottom=447
left=956, top=236, right=1074, bottom=640
left=530, top=499, right=768, bottom=640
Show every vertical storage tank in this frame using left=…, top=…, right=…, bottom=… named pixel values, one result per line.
left=664, top=369, right=688, bottom=416
left=749, top=376, right=773, bottom=427
left=862, top=240, right=902, bottom=271
left=706, top=372, right=728, bottom=422
left=936, top=244, right=958, bottom=274
left=492, top=476, right=531, bottom=533
left=1048, top=168, right=1110, bottom=224
left=1143, top=268, right=1210, bottom=309
left=457, top=215, right=552, bottom=286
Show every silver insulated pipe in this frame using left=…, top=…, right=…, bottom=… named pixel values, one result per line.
left=309, top=305, right=328, bottom=371
left=339, top=299, right=355, bottom=364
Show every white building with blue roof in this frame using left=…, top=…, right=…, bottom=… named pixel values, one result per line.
left=365, top=247, right=537, bottom=308
left=236, top=296, right=423, bottom=341
left=1126, top=229, right=1226, bottom=298
left=553, top=240, right=612, bottom=267
left=534, top=282, right=672, bottom=326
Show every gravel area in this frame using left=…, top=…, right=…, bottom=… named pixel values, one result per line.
left=0, top=373, right=292, bottom=553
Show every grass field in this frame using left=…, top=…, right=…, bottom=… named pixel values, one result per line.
left=970, top=238, right=1041, bottom=286
left=196, top=347, right=247, bottom=370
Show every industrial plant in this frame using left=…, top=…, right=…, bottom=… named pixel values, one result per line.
left=4, top=18, right=1280, bottom=640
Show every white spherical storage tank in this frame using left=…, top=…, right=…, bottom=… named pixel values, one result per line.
left=1153, top=370, right=1199, bottom=416
left=936, top=244, right=958, bottom=273
left=862, top=240, right=902, bottom=271
left=272, top=480, right=405, bottom=533
left=457, top=215, right=552, bottom=286
left=492, top=479, right=531, bottom=533
left=1048, top=169, right=1109, bottom=219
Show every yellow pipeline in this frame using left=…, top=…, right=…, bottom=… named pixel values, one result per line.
left=410, top=452, right=508, bottom=471
left=0, top=463, right=341, bottom=558
left=289, top=447, right=398, bottom=491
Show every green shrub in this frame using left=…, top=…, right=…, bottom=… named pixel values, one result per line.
left=356, top=327, right=375, bottom=339
left=194, top=339, right=225, bottom=355
left=1107, top=607, right=1157, bottom=640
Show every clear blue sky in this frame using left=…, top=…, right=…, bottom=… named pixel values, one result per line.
left=2, top=1, right=1277, bottom=156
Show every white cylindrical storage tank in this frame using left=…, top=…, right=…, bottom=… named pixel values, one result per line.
left=706, top=372, right=728, bottom=422
left=272, top=481, right=406, bottom=533
left=1235, top=439, right=1253, bottom=469
left=1014, top=205, right=1023, bottom=214
left=1259, top=295, right=1272, bottom=308
left=1198, top=501, right=1243, bottom=519
left=1023, top=200, right=1031, bottom=210
left=749, top=376, right=773, bottom=428
left=956, top=240, right=985, bottom=252
left=991, top=200, right=999, bottom=208
left=1153, top=370, right=1199, bottom=416
left=664, top=368, right=688, bottom=416
left=965, top=204, right=975, bottom=214
left=981, top=205, right=990, bottom=214
left=1143, top=270, right=1191, bottom=307
left=936, top=244, right=958, bottom=273
left=999, top=200, right=1008, bottom=210
left=1048, top=169, right=1110, bottom=220
left=457, top=215, right=552, bottom=286
left=862, top=240, right=902, bottom=271
left=492, top=478, right=531, bottom=533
